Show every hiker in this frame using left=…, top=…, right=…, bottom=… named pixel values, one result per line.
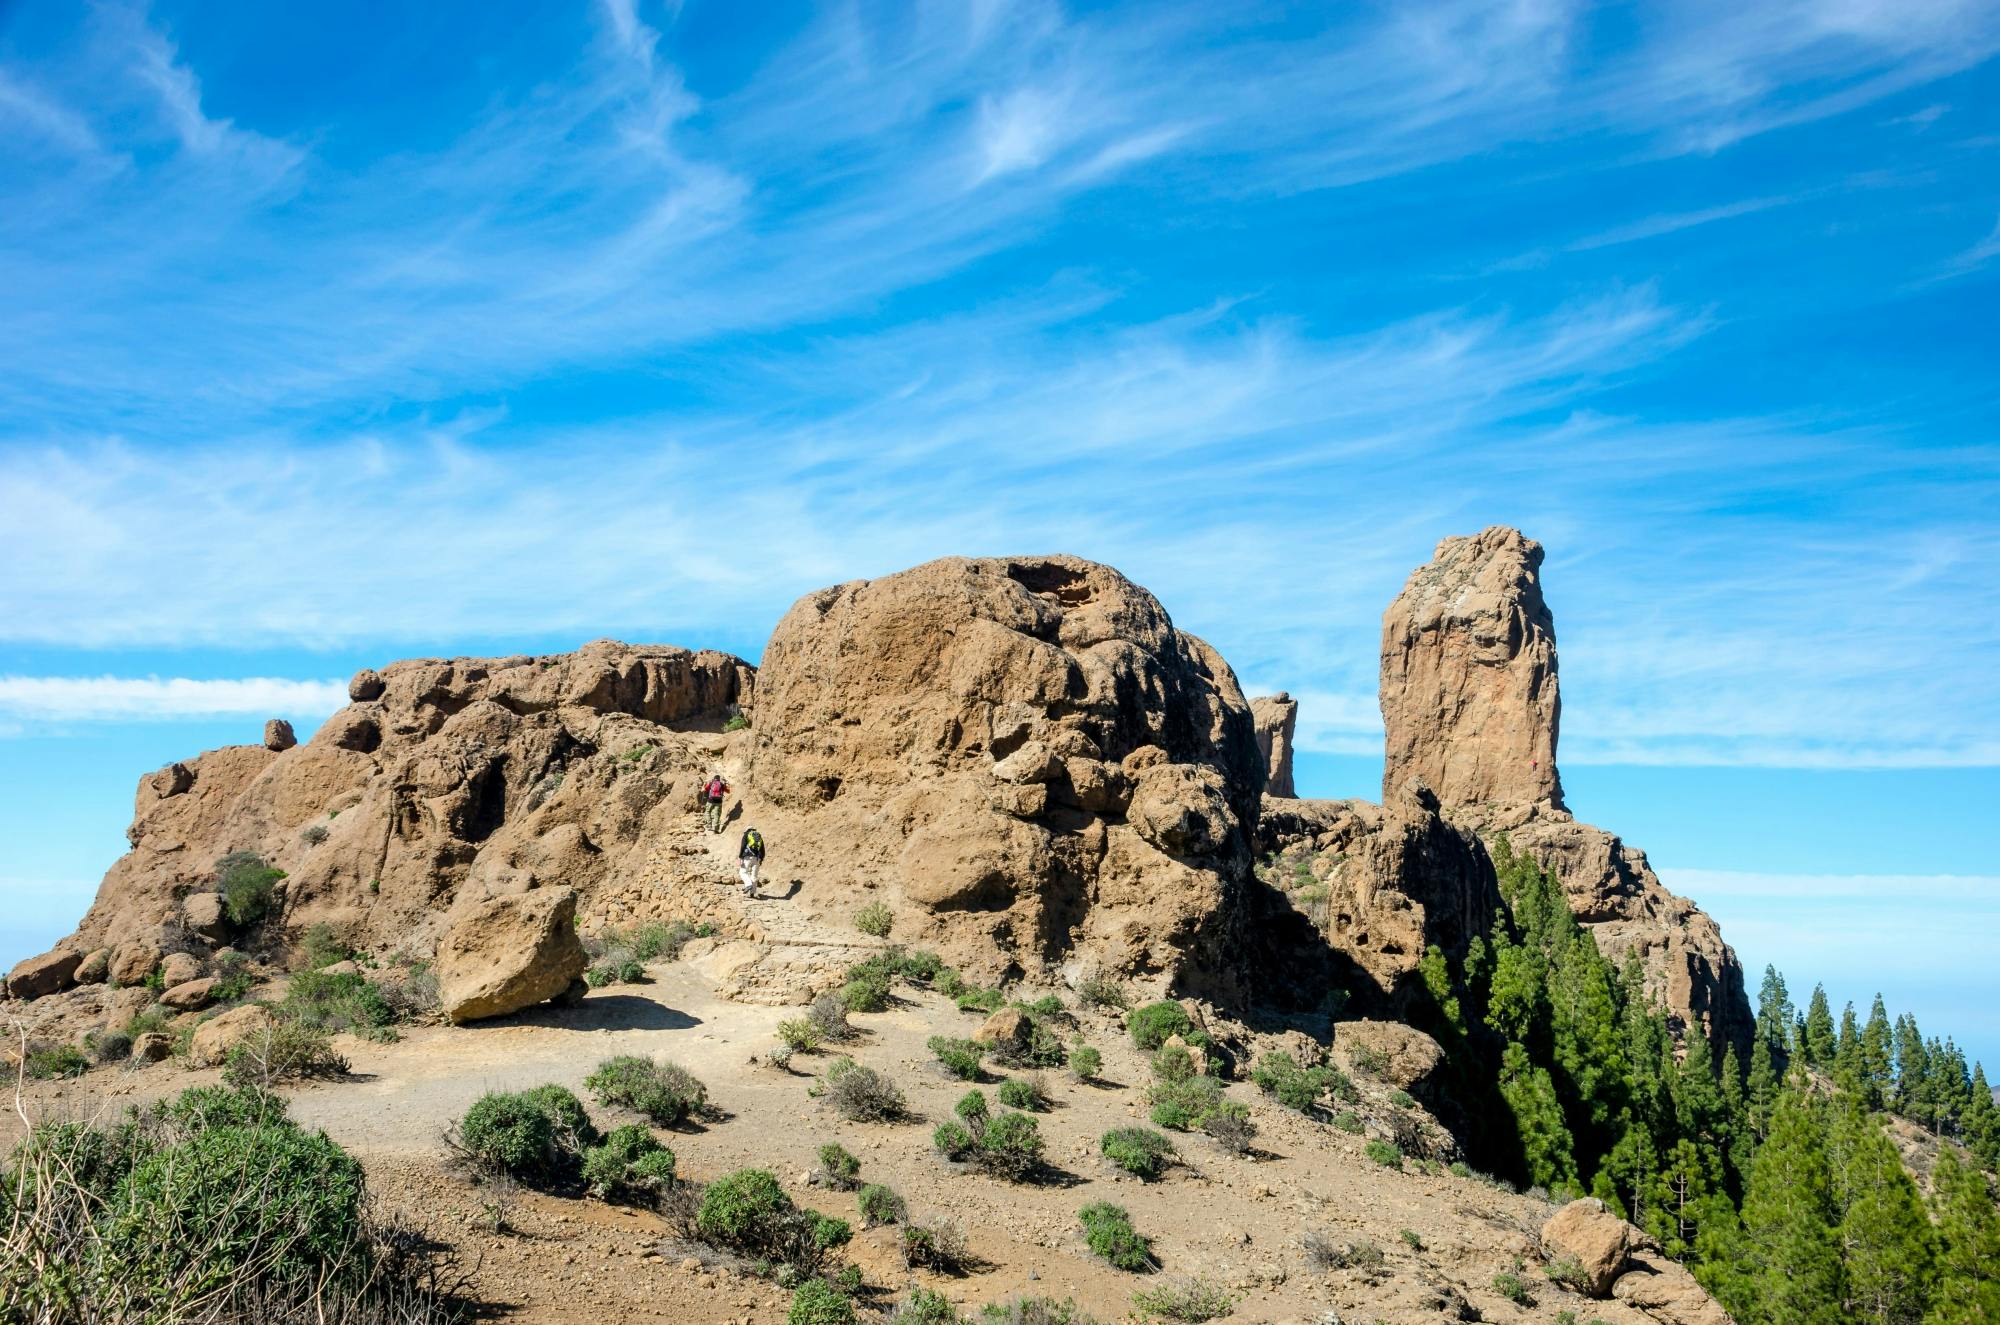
left=737, top=826, right=766, bottom=898
left=701, top=770, right=730, bottom=833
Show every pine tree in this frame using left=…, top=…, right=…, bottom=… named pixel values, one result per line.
left=1963, top=1064, right=1999, bottom=1169
left=1803, top=985, right=1837, bottom=1066
left=1719, top=1042, right=1752, bottom=1193
left=1734, top=1085, right=1844, bottom=1324
left=1894, top=1014, right=1931, bottom=1124
left=1499, top=1040, right=1578, bottom=1193
left=1756, top=965, right=1795, bottom=1052
left=1747, top=1034, right=1780, bottom=1140
left=1829, top=1096, right=1934, bottom=1325
left=1836, top=1002, right=1862, bottom=1082
left=1859, top=995, right=1893, bottom=1108
left=1646, top=1137, right=1728, bottom=1263
left=1548, top=928, right=1629, bottom=1167
left=1924, top=1146, right=2000, bottom=1325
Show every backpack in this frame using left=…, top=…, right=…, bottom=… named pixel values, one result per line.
left=705, top=776, right=726, bottom=800
left=743, top=829, right=763, bottom=856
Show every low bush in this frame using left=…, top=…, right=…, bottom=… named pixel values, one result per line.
left=788, top=1278, right=856, bottom=1325
left=810, top=993, right=859, bottom=1044
left=1347, top=1044, right=1390, bottom=1077
left=842, top=967, right=892, bottom=1014
left=779, top=1018, right=825, bottom=1053
left=933, top=1121, right=976, bottom=1161
left=208, top=949, right=256, bottom=1003
left=972, top=1112, right=1044, bottom=1182
left=1131, top=1278, right=1236, bottom=1322
left=1152, top=1043, right=1197, bottom=1084
left=1492, top=1272, right=1533, bottom=1306
left=854, top=902, right=894, bottom=938
left=979, top=1299, right=1103, bottom=1325
left=457, top=1084, right=599, bottom=1187
left=1389, top=1088, right=1415, bottom=1109
left=1249, top=1052, right=1353, bottom=1115
left=298, top=923, right=350, bottom=970
left=857, top=1182, right=905, bottom=1226
left=901, top=1218, right=972, bottom=1272
left=1126, top=1002, right=1193, bottom=1050
left=221, top=1021, right=349, bottom=1088
left=585, top=1055, right=708, bottom=1126
left=1303, top=1232, right=1383, bottom=1270
left=696, top=1168, right=851, bottom=1273
left=1069, top=1042, right=1103, bottom=1081
left=935, top=969, right=970, bottom=998
left=277, top=968, right=397, bottom=1042
left=893, top=1287, right=963, bottom=1325
left=1076, top=974, right=1128, bottom=1012
left=1200, top=1101, right=1256, bottom=1155
left=1079, top=1201, right=1154, bottom=1272
left=816, top=1142, right=861, bottom=1190
left=216, top=851, right=284, bottom=927
left=929, top=1036, right=984, bottom=1080
left=1400, top=1228, right=1425, bottom=1251
left=824, top=1056, right=908, bottom=1122
left=1148, top=1076, right=1225, bottom=1132
left=954, top=988, right=1003, bottom=1014
left=1364, top=1139, right=1404, bottom=1170
left=85, top=1029, right=132, bottom=1065
left=997, top=1077, right=1049, bottom=1111
left=22, top=1044, right=89, bottom=1080
left=724, top=712, right=751, bottom=732
left=581, top=1124, right=677, bottom=1202
left=1100, top=1127, right=1174, bottom=1180
left=1545, top=1253, right=1591, bottom=1293
left=955, top=1090, right=990, bottom=1130
left=1332, top=1110, right=1363, bottom=1133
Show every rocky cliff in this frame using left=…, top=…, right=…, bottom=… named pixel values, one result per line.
left=1380, top=528, right=1752, bottom=1056
left=1250, top=693, right=1298, bottom=797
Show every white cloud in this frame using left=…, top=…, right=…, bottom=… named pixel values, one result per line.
left=0, top=676, right=349, bottom=724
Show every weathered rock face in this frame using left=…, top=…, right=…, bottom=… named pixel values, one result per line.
left=749, top=555, right=1264, bottom=995
left=1379, top=528, right=1752, bottom=1057
left=1383, top=527, right=1564, bottom=813
left=60, top=640, right=751, bottom=963
left=1256, top=781, right=1497, bottom=1016
left=1250, top=693, right=1297, bottom=798
left=438, top=886, right=587, bottom=1022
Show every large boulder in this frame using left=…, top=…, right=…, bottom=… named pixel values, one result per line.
left=263, top=718, right=298, bottom=752
left=74, top=949, right=110, bottom=985
left=437, top=887, right=588, bottom=1023
left=1541, top=1198, right=1633, bottom=1298
left=159, top=977, right=217, bottom=1011
left=6, top=948, right=82, bottom=1000
left=1250, top=693, right=1297, bottom=798
left=1378, top=528, right=1752, bottom=1057
left=108, top=941, right=161, bottom=987
left=1333, top=1019, right=1444, bottom=1090
left=189, top=1003, right=275, bottom=1067
left=182, top=892, right=230, bottom=942
left=160, top=952, right=201, bottom=988
left=1613, top=1248, right=1735, bottom=1325
left=748, top=555, right=1265, bottom=995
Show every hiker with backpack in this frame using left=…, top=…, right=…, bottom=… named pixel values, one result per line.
left=701, top=771, right=730, bottom=833
left=737, top=826, right=766, bottom=898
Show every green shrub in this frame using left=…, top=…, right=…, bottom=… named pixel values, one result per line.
left=457, top=1084, right=598, bottom=1186
left=1400, top=1228, right=1424, bottom=1251
left=297, top=923, right=350, bottom=970
left=979, top=1298, right=1103, bottom=1325
left=788, top=1278, right=856, bottom=1325
left=823, top=1057, right=908, bottom=1122
left=1200, top=1100, right=1256, bottom=1155
left=779, top=1018, right=825, bottom=1053
left=216, top=851, right=284, bottom=927
left=854, top=902, right=894, bottom=938
left=857, top=1182, right=905, bottom=1226
left=893, top=1287, right=962, bottom=1325
left=1347, top=1044, right=1390, bottom=1077
left=842, top=968, right=892, bottom=1013
left=997, top=1078, right=1048, bottom=1111
left=696, top=1168, right=850, bottom=1272
left=901, top=1219, right=971, bottom=1272
left=955, top=1090, right=990, bottom=1130
left=935, top=969, right=970, bottom=998
left=1389, top=1088, right=1414, bottom=1109
left=1131, top=1278, right=1235, bottom=1322
left=1492, top=1272, right=1532, bottom=1306
left=221, top=1021, right=349, bottom=1087
left=84, top=1029, right=132, bottom=1064
left=893, top=949, right=944, bottom=983
left=932, top=1120, right=976, bottom=1161
left=1126, top=1001, right=1193, bottom=1050
left=1079, top=1201, right=1154, bottom=1271
left=23, top=1045, right=89, bottom=1080
left=723, top=713, right=751, bottom=732
left=1152, top=1043, right=1196, bottom=1083
left=1100, top=1127, right=1174, bottom=1180
left=1069, top=1042, right=1103, bottom=1081
left=208, top=950, right=255, bottom=1003
left=1332, top=1110, right=1363, bottom=1133
left=1364, top=1139, right=1403, bottom=1169
left=972, top=1112, right=1044, bottom=1182
left=277, top=969, right=396, bottom=1042
left=1249, top=1052, right=1352, bottom=1114
left=954, top=988, right=1003, bottom=1014
left=154, top=1083, right=289, bottom=1133
left=1148, top=1076, right=1224, bottom=1131
left=1076, top=974, right=1128, bottom=1011
left=1545, top=1253, right=1591, bottom=1293
left=1022, top=994, right=1066, bottom=1019
left=1448, top=1160, right=1473, bottom=1179
left=584, top=1055, right=707, bottom=1126
left=581, top=1124, right=677, bottom=1202
left=929, top=1036, right=984, bottom=1080
left=809, top=993, right=858, bottom=1043
left=1021, top=1021, right=1067, bottom=1069
left=817, top=1142, right=861, bottom=1189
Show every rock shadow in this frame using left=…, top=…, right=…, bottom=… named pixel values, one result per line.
left=501, top=996, right=703, bottom=1032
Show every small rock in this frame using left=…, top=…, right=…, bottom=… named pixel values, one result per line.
left=130, top=1032, right=173, bottom=1062
left=109, top=941, right=161, bottom=987
left=182, top=892, right=230, bottom=943
left=348, top=668, right=386, bottom=702
left=160, top=976, right=217, bottom=1011
left=263, top=718, right=298, bottom=752
left=74, top=948, right=111, bottom=985
left=160, top=951, right=201, bottom=988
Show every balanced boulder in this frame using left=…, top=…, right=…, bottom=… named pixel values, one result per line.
left=437, top=886, right=587, bottom=1023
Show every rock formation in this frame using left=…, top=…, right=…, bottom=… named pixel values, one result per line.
left=748, top=555, right=1264, bottom=996
left=437, top=886, right=587, bottom=1022
left=28, top=641, right=748, bottom=993
left=1249, top=693, right=1297, bottom=797
left=1542, top=1199, right=1735, bottom=1325
left=1380, top=527, right=1752, bottom=1056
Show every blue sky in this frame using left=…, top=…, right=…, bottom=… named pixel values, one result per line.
left=1, top=2, right=1995, bottom=1064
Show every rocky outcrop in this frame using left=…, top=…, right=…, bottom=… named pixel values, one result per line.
left=1256, top=781, right=1497, bottom=1016
left=264, top=718, right=298, bottom=752
left=6, top=948, right=82, bottom=1000
left=1382, top=527, right=1564, bottom=814
left=60, top=640, right=751, bottom=961
left=1250, top=693, right=1297, bottom=797
left=1614, top=1249, right=1734, bottom=1325
left=1542, top=1198, right=1632, bottom=1296
left=749, top=555, right=1263, bottom=996
left=1380, top=529, right=1752, bottom=1057
left=1541, top=1199, right=1735, bottom=1324
left=437, top=886, right=587, bottom=1023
